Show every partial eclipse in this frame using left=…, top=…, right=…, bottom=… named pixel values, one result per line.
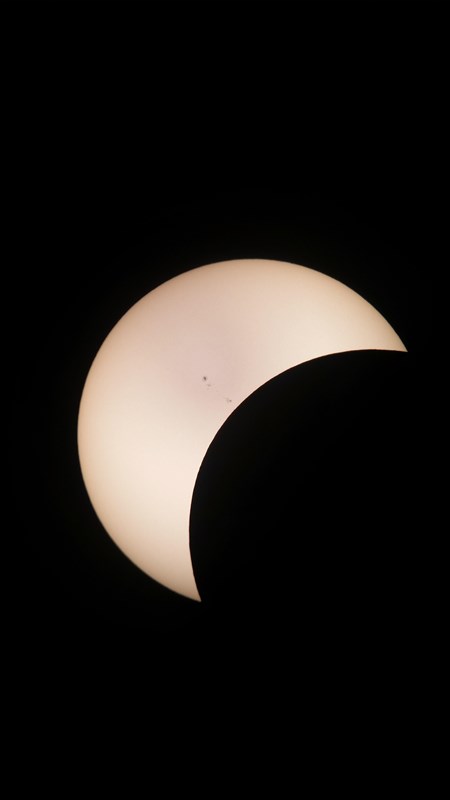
left=78, top=259, right=406, bottom=600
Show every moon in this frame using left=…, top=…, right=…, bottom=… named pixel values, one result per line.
left=78, top=259, right=405, bottom=601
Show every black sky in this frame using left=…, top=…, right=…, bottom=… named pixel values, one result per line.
left=5, top=1, right=441, bottom=756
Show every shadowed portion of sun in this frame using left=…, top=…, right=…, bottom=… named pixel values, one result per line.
left=78, top=259, right=406, bottom=600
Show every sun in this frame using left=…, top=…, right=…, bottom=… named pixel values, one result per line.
left=78, top=259, right=405, bottom=600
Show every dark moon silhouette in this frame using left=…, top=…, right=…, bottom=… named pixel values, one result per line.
left=190, top=350, right=427, bottom=646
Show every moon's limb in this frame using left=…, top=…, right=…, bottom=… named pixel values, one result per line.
left=78, top=259, right=406, bottom=600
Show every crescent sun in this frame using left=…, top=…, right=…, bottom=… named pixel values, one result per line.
left=77, top=259, right=406, bottom=600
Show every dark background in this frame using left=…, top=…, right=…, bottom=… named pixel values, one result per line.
left=5, top=1, right=441, bottom=759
